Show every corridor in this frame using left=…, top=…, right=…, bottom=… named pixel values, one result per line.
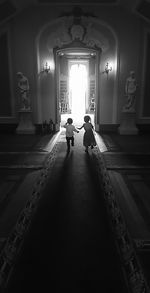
left=4, top=129, right=127, bottom=292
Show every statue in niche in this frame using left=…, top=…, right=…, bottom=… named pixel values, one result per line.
left=123, top=70, right=138, bottom=112
left=17, top=72, right=30, bottom=110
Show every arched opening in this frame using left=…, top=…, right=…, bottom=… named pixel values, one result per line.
left=36, top=14, right=117, bottom=131
left=55, top=48, right=97, bottom=127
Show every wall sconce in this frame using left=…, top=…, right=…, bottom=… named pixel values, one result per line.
left=102, top=62, right=112, bottom=78
left=41, top=62, right=51, bottom=74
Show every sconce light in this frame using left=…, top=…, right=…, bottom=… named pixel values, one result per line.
left=102, top=62, right=112, bottom=78
left=41, top=62, right=51, bottom=74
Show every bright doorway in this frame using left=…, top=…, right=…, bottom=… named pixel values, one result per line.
left=60, top=60, right=89, bottom=126
left=69, top=62, right=87, bottom=122
left=58, top=50, right=96, bottom=128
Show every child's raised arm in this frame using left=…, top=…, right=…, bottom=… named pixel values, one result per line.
left=77, top=125, right=83, bottom=130
left=63, top=122, right=68, bottom=128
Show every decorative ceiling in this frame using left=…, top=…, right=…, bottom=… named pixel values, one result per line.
left=0, top=0, right=149, bottom=25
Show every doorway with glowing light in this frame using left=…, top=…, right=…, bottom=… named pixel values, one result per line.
left=56, top=48, right=98, bottom=129
left=68, top=60, right=88, bottom=123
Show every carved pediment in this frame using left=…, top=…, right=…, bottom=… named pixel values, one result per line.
left=70, top=24, right=85, bottom=41
left=47, top=16, right=109, bottom=51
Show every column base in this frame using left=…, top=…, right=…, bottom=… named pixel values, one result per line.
left=118, top=111, right=138, bottom=135
left=16, top=110, right=35, bottom=134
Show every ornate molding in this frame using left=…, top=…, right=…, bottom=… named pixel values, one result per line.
left=47, top=16, right=109, bottom=51
left=70, top=24, right=84, bottom=41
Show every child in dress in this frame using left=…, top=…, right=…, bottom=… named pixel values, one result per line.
left=63, top=118, right=79, bottom=151
left=78, top=115, right=96, bottom=152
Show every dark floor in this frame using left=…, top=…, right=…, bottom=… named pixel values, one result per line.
left=0, top=131, right=150, bottom=292
left=5, top=134, right=126, bottom=292
left=101, top=132, right=150, bottom=290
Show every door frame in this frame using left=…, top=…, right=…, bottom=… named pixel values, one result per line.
left=55, top=47, right=100, bottom=131
left=68, top=59, right=89, bottom=116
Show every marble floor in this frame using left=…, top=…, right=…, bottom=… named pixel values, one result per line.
left=0, top=130, right=149, bottom=292
left=101, top=132, right=150, bottom=289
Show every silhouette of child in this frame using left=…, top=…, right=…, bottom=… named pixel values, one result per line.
left=78, top=115, right=96, bottom=152
left=63, top=118, right=79, bottom=151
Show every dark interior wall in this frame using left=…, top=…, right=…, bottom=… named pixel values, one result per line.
left=143, top=32, right=150, bottom=117
left=96, top=22, right=117, bottom=124
left=9, top=16, right=38, bottom=120
left=0, top=31, right=11, bottom=116
left=111, top=8, right=142, bottom=121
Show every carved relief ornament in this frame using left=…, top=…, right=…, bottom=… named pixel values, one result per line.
left=47, top=16, right=109, bottom=51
